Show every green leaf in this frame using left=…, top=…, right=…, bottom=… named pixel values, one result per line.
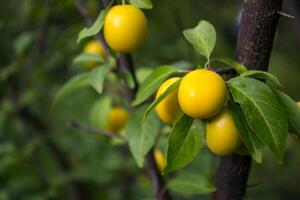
left=77, top=9, right=108, bottom=43
left=14, top=32, right=34, bottom=56
left=53, top=73, right=90, bottom=107
left=119, top=70, right=135, bottom=90
left=88, top=63, right=111, bottom=94
left=0, top=64, right=19, bottom=82
left=194, top=119, right=206, bottom=148
left=228, top=101, right=263, bottom=163
left=143, top=79, right=181, bottom=121
left=132, top=66, right=179, bottom=106
left=167, top=173, right=215, bottom=196
left=129, top=0, right=153, bottom=9
left=126, top=105, right=160, bottom=167
left=274, top=90, right=300, bottom=137
left=0, top=143, right=16, bottom=155
left=136, top=68, right=153, bottom=83
left=170, top=60, right=193, bottom=70
left=241, top=70, right=282, bottom=88
left=73, top=53, right=105, bottom=64
left=165, top=115, right=203, bottom=173
left=228, top=77, right=288, bottom=163
left=89, top=97, right=112, bottom=129
left=183, top=20, right=216, bottom=59
left=214, top=57, right=248, bottom=74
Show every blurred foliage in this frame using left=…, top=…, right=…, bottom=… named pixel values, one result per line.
left=0, top=0, right=300, bottom=199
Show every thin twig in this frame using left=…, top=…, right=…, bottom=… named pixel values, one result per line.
left=102, top=0, right=111, bottom=7
left=277, top=11, right=295, bottom=19
left=75, top=0, right=93, bottom=25
left=67, top=120, right=125, bottom=140
left=146, top=149, right=172, bottom=200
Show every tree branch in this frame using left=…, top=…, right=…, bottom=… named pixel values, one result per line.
left=118, top=53, right=171, bottom=200
left=75, top=0, right=171, bottom=198
left=67, top=120, right=125, bottom=140
left=213, top=1, right=283, bottom=200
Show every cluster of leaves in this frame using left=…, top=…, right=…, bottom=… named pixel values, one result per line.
left=55, top=0, right=155, bottom=105
left=78, top=0, right=153, bottom=43
left=2, top=0, right=300, bottom=199
left=54, top=0, right=217, bottom=197
left=132, top=20, right=300, bottom=175
left=56, top=1, right=300, bottom=195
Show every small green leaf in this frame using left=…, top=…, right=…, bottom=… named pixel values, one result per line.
left=143, top=79, right=181, bottom=121
left=136, top=68, right=153, bottom=83
left=214, top=57, right=248, bottom=74
left=0, top=64, right=19, bottom=82
left=53, top=73, right=90, bottom=107
left=228, top=77, right=288, bottom=163
left=0, top=143, right=16, bottom=155
left=77, top=9, right=108, bottom=43
left=228, top=101, right=263, bottom=163
left=126, top=105, right=160, bottom=167
left=183, top=20, right=216, bottom=59
left=194, top=119, right=206, bottom=148
left=274, top=90, right=300, bottom=137
left=241, top=70, right=282, bottom=88
left=73, top=53, right=105, bottom=64
left=120, top=70, right=135, bottom=90
left=132, top=66, right=179, bottom=106
left=88, top=63, right=111, bottom=94
left=14, top=32, right=34, bottom=56
left=89, top=97, right=112, bottom=129
left=129, top=0, right=153, bottom=9
left=165, top=115, right=203, bottom=173
left=167, top=173, right=215, bottom=196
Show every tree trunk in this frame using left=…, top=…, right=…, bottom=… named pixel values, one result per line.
left=213, top=0, right=283, bottom=200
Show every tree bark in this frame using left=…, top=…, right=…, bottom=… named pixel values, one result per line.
left=213, top=1, right=283, bottom=200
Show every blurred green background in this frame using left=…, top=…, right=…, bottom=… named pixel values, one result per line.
left=1, top=0, right=300, bottom=199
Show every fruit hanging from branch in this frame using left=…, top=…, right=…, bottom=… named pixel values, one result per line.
left=104, top=5, right=148, bottom=53
left=206, top=108, right=243, bottom=156
left=155, top=77, right=181, bottom=124
left=178, top=69, right=227, bottom=119
left=83, top=40, right=106, bottom=70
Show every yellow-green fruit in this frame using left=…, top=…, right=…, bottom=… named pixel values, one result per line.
left=155, top=77, right=181, bottom=124
left=154, top=149, right=166, bottom=172
left=178, top=69, right=227, bottom=119
left=206, top=108, right=242, bottom=156
left=104, top=5, right=147, bottom=53
left=297, top=101, right=300, bottom=107
left=107, top=107, right=128, bottom=133
left=83, top=40, right=105, bottom=70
